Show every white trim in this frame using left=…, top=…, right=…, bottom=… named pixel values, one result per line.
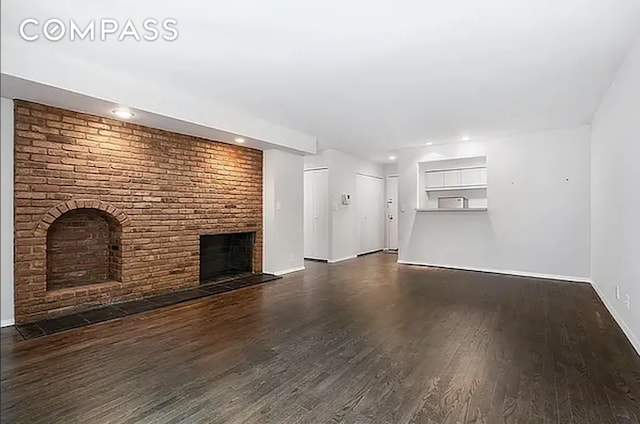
left=415, top=207, right=488, bottom=212
left=304, top=167, right=329, bottom=172
left=590, top=280, right=640, bottom=357
left=304, top=256, right=328, bottom=262
left=420, top=155, right=487, bottom=164
left=1, top=319, right=15, bottom=328
left=396, top=260, right=590, bottom=283
left=328, top=255, right=357, bottom=264
left=356, top=249, right=384, bottom=257
left=1, top=97, right=15, bottom=327
left=273, top=266, right=306, bottom=276
left=356, top=172, right=383, bottom=180
left=424, top=164, right=487, bottom=173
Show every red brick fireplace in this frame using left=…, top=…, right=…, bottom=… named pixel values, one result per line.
left=14, top=101, right=263, bottom=323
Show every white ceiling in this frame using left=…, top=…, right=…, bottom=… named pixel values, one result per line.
left=2, top=0, right=640, bottom=162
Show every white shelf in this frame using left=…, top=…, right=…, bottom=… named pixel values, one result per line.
left=425, top=185, right=487, bottom=192
left=415, top=208, right=488, bottom=212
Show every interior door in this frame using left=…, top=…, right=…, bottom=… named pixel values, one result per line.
left=371, top=176, right=384, bottom=250
left=304, top=169, right=329, bottom=260
left=303, top=170, right=314, bottom=258
left=386, top=176, right=398, bottom=250
left=357, top=174, right=385, bottom=254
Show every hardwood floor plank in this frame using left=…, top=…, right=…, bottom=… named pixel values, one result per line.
left=2, top=253, right=639, bottom=424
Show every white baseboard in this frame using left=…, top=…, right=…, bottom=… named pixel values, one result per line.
left=273, top=266, right=306, bottom=276
left=590, top=280, right=640, bottom=357
left=357, top=249, right=384, bottom=256
left=328, top=255, right=357, bottom=264
left=304, top=256, right=328, bottom=262
left=397, top=259, right=638, bottom=357
left=396, top=260, right=591, bottom=283
left=1, top=318, right=15, bottom=328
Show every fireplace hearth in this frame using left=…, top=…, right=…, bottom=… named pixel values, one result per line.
left=199, top=232, right=255, bottom=284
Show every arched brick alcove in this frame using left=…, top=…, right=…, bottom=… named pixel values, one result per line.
left=38, top=200, right=129, bottom=291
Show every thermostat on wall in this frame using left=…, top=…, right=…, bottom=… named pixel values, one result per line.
left=341, top=194, right=351, bottom=205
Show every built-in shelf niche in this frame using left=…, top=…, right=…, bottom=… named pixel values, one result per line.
left=418, top=156, right=488, bottom=211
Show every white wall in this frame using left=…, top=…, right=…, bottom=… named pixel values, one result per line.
left=327, top=150, right=385, bottom=262
left=303, top=150, right=331, bottom=170
left=590, top=36, right=640, bottom=353
left=384, top=164, right=398, bottom=178
left=304, top=149, right=385, bottom=262
left=398, top=125, right=591, bottom=281
left=1, top=97, right=14, bottom=327
left=263, top=149, right=305, bottom=275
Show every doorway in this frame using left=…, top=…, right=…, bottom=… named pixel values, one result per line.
left=385, top=175, right=398, bottom=250
left=303, top=168, right=329, bottom=260
left=356, top=173, right=385, bottom=255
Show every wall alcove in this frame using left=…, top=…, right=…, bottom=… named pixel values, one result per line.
left=46, top=208, right=122, bottom=291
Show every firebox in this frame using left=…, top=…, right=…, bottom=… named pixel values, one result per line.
left=199, top=232, right=255, bottom=284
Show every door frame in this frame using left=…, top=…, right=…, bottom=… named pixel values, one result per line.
left=303, top=167, right=329, bottom=260
left=356, top=172, right=385, bottom=255
left=385, top=174, right=398, bottom=251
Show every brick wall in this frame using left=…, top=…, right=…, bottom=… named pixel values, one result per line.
left=14, top=100, right=263, bottom=323
left=46, top=209, right=118, bottom=290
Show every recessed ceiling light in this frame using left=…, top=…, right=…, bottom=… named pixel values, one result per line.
left=112, top=108, right=134, bottom=119
left=389, top=156, right=396, bottom=160
left=460, top=136, right=471, bottom=141
left=235, top=137, right=245, bottom=143
left=425, top=142, right=434, bottom=146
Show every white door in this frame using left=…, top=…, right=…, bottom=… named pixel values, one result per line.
left=356, top=174, right=385, bottom=255
left=386, top=176, right=398, bottom=250
left=304, top=169, right=329, bottom=260
left=371, top=177, right=384, bottom=251
left=357, top=175, right=371, bottom=253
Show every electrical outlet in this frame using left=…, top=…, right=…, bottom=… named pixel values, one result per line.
left=624, top=295, right=630, bottom=310
left=615, top=285, right=620, bottom=301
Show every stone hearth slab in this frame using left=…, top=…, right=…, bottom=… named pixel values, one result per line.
left=15, top=273, right=281, bottom=340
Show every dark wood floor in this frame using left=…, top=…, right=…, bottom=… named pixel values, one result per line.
left=2, top=253, right=639, bottom=424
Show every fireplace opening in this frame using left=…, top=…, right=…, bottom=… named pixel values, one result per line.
left=199, top=232, right=255, bottom=284
left=46, top=208, right=122, bottom=291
